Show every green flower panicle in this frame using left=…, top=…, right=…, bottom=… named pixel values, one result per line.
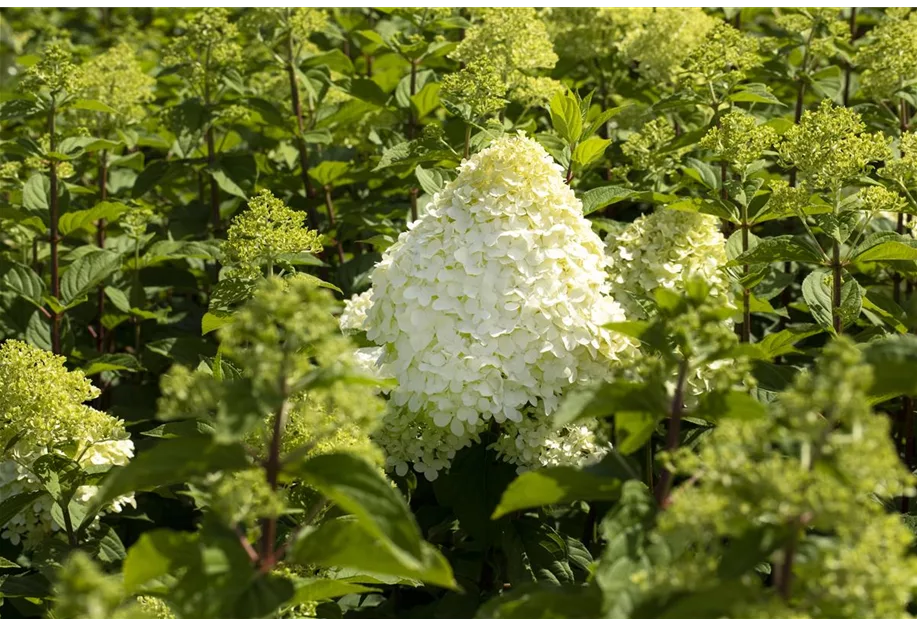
left=222, top=190, right=322, bottom=280
left=77, top=40, right=155, bottom=126
left=19, top=40, right=83, bottom=96
left=440, top=58, right=507, bottom=121
left=652, top=338, right=917, bottom=617
left=700, top=110, right=776, bottom=171
left=778, top=100, right=890, bottom=194
left=855, top=10, right=917, bottom=101
left=163, top=8, right=242, bottom=96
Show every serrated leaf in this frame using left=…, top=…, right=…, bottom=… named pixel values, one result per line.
left=59, top=201, right=128, bottom=236
left=1, top=261, right=44, bottom=307
left=726, top=235, right=824, bottom=266
left=572, top=137, right=611, bottom=169
left=60, top=250, right=122, bottom=305
left=549, top=91, right=582, bottom=145
left=581, top=185, right=634, bottom=215
left=492, top=465, right=623, bottom=519
left=202, top=311, right=233, bottom=335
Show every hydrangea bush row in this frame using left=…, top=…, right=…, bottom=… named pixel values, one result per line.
left=3, top=6, right=917, bottom=620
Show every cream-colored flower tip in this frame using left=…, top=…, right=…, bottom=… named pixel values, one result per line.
left=605, top=209, right=731, bottom=317
left=355, top=132, right=631, bottom=479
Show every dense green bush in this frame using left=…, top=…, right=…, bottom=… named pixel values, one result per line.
left=2, top=7, right=917, bottom=619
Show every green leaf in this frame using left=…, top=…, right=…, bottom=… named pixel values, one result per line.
left=309, top=160, right=351, bottom=187
left=492, top=465, right=623, bottom=519
left=210, top=153, right=257, bottom=199
left=60, top=250, right=122, bottom=305
left=801, top=269, right=833, bottom=331
left=132, top=160, right=174, bottom=198
left=82, top=438, right=249, bottom=532
left=504, top=519, right=577, bottom=585
left=23, top=173, right=51, bottom=211
left=302, top=49, right=355, bottom=75
left=104, top=285, right=132, bottom=313
left=81, top=353, right=143, bottom=376
left=122, top=528, right=215, bottom=596
left=68, top=98, right=118, bottom=114
left=0, top=491, right=45, bottom=528
left=863, top=335, right=917, bottom=400
left=410, top=82, right=441, bottom=119
left=754, top=324, right=822, bottom=359
left=0, top=98, right=42, bottom=120
left=616, top=411, right=659, bottom=455
left=286, top=578, right=377, bottom=607
left=294, top=453, right=422, bottom=559
left=802, top=270, right=861, bottom=332
left=572, top=137, right=611, bottom=168
left=414, top=165, right=446, bottom=195
left=202, top=311, right=233, bottom=335
left=684, top=157, right=718, bottom=190
left=348, top=78, right=389, bottom=107
left=726, top=235, right=824, bottom=266
left=810, top=65, right=843, bottom=99
left=852, top=240, right=917, bottom=263
left=728, top=83, right=784, bottom=106
left=59, top=201, right=129, bottom=236
left=581, top=185, right=634, bottom=215
left=549, top=91, right=583, bottom=145
left=477, top=583, right=602, bottom=619
left=1, top=261, right=44, bottom=307
left=290, top=517, right=456, bottom=589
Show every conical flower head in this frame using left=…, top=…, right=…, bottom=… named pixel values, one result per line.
left=361, top=133, right=631, bottom=477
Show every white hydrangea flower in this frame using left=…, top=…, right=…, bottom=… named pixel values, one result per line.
left=0, top=340, right=136, bottom=548
left=493, top=413, right=608, bottom=472
left=605, top=209, right=734, bottom=395
left=355, top=133, right=632, bottom=478
left=0, top=435, right=135, bottom=548
left=605, top=209, right=731, bottom=318
left=340, top=288, right=374, bottom=335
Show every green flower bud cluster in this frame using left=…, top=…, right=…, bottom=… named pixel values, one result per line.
left=621, top=116, right=677, bottom=174
left=0, top=340, right=135, bottom=548
left=440, top=59, right=507, bottom=121
left=855, top=9, right=917, bottom=101
left=880, top=132, right=917, bottom=189
left=700, top=110, right=776, bottom=171
left=649, top=338, right=917, bottom=618
left=621, top=8, right=719, bottom=83
left=545, top=8, right=651, bottom=62
left=19, top=40, right=83, bottom=96
left=679, top=22, right=761, bottom=93
left=120, top=204, right=156, bottom=240
left=163, top=8, right=242, bottom=96
left=449, top=8, right=557, bottom=110
left=205, top=467, right=286, bottom=529
left=778, top=100, right=890, bottom=194
left=222, top=190, right=322, bottom=281
left=77, top=41, right=155, bottom=126
left=52, top=551, right=175, bottom=619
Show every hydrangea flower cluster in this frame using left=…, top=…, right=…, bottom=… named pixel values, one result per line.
left=855, top=9, right=917, bottom=101
left=605, top=210, right=734, bottom=396
left=652, top=339, right=917, bottom=618
left=605, top=209, right=731, bottom=319
left=0, top=340, right=135, bottom=547
left=544, top=8, right=651, bottom=62
left=449, top=9, right=561, bottom=111
left=163, top=8, right=242, bottom=96
left=77, top=41, right=155, bottom=126
left=620, top=9, right=719, bottom=83
left=778, top=100, right=890, bottom=194
left=347, top=134, right=631, bottom=478
left=222, top=189, right=322, bottom=280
